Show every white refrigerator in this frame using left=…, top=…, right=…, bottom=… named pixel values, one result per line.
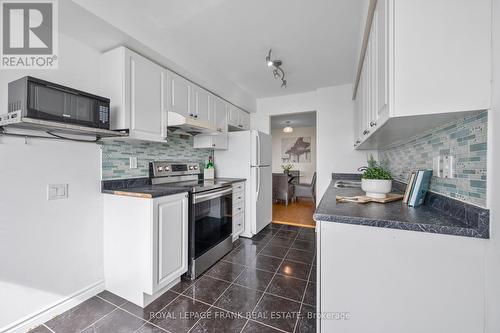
left=214, top=130, right=272, bottom=237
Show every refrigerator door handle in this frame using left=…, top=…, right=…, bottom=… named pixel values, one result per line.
left=256, top=167, right=260, bottom=198
left=256, top=132, right=261, bottom=166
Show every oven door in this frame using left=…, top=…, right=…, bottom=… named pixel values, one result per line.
left=191, top=186, right=233, bottom=259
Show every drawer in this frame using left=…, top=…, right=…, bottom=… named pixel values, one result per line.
left=233, top=201, right=244, bottom=215
left=232, top=182, right=245, bottom=192
left=233, top=191, right=244, bottom=205
left=233, top=212, right=244, bottom=235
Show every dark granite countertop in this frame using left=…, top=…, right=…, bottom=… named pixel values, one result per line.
left=314, top=173, right=489, bottom=239
left=102, top=177, right=246, bottom=199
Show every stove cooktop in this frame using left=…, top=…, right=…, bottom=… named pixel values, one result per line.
left=156, top=178, right=233, bottom=193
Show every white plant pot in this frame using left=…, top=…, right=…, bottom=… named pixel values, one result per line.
left=361, top=179, right=392, bottom=199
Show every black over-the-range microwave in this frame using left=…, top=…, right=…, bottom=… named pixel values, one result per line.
left=8, top=76, right=110, bottom=129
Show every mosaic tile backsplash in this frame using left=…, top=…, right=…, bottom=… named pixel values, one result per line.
left=379, top=111, right=488, bottom=207
left=102, top=132, right=213, bottom=180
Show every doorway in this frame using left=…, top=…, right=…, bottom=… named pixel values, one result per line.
left=270, top=111, right=317, bottom=228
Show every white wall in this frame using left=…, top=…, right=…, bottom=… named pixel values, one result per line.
left=253, top=84, right=375, bottom=200
left=271, top=126, right=316, bottom=183
left=485, top=0, right=500, bottom=331
left=0, top=33, right=104, bottom=332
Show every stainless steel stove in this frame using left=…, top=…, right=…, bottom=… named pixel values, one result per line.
left=150, top=161, right=233, bottom=279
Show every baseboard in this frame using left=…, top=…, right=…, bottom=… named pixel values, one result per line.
left=2, top=280, right=105, bottom=333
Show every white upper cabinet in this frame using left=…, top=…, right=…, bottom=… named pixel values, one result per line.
left=102, top=46, right=246, bottom=143
left=228, top=105, right=239, bottom=128
left=393, top=0, right=491, bottom=116
left=376, top=0, right=388, bottom=123
left=101, top=47, right=168, bottom=142
left=228, top=105, right=250, bottom=131
left=168, top=71, right=191, bottom=118
left=193, top=132, right=228, bottom=150
left=213, top=96, right=228, bottom=133
left=239, top=111, right=250, bottom=130
left=193, top=95, right=229, bottom=150
left=191, top=86, right=212, bottom=125
left=353, top=0, right=491, bottom=149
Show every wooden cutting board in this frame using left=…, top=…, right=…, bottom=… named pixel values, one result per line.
left=336, top=193, right=404, bottom=204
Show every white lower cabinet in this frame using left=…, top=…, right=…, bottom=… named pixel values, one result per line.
left=317, top=220, right=484, bottom=333
left=232, top=182, right=245, bottom=240
left=103, top=192, right=188, bottom=307
left=233, top=213, right=244, bottom=240
left=153, top=194, right=189, bottom=292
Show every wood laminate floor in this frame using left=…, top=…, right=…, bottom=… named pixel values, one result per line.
left=272, top=200, right=316, bottom=228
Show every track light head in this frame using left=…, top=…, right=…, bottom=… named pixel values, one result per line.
left=265, top=49, right=288, bottom=88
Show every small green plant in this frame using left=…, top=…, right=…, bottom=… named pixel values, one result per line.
left=360, top=155, right=392, bottom=180
left=281, top=164, right=293, bottom=174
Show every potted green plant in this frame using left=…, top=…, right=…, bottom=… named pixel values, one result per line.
left=281, top=164, right=293, bottom=175
left=360, top=155, right=392, bottom=198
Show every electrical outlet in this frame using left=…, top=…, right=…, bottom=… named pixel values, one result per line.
left=443, top=155, right=454, bottom=178
left=129, top=156, right=138, bottom=169
left=48, top=184, right=68, bottom=200
left=433, top=154, right=454, bottom=178
left=433, top=156, right=442, bottom=177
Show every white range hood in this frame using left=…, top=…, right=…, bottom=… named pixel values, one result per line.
left=167, top=112, right=217, bottom=135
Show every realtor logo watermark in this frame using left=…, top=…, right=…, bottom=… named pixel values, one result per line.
left=0, top=0, right=58, bottom=69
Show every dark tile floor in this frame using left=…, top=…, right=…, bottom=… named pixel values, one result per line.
left=29, top=223, right=317, bottom=333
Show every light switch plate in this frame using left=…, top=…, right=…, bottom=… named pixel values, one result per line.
left=48, top=184, right=68, bottom=200
left=129, top=156, right=138, bottom=169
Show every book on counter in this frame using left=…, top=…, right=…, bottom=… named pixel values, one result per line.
left=403, top=171, right=416, bottom=204
left=405, top=169, right=433, bottom=207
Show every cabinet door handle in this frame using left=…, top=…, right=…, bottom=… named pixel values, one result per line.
left=363, top=129, right=370, bottom=135
left=212, top=144, right=216, bottom=147
left=194, top=115, right=198, bottom=118
left=370, top=121, right=377, bottom=127
left=238, top=124, right=243, bottom=128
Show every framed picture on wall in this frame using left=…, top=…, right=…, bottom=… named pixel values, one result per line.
left=281, top=137, right=311, bottom=163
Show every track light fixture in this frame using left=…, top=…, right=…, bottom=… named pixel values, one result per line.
left=265, top=49, right=287, bottom=88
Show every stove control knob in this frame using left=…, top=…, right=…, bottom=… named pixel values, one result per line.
left=165, top=166, right=170, bottom=171
left=189, top=165, right=194, bottom=170
left=157, top=166, right=163, bottom=172
left=194, top=165, right=198, bottom=170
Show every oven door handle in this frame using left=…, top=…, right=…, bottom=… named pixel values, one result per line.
left=193, top=187, right=232, bottom=204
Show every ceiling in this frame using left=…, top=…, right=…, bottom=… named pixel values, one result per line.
left=271, top=112, right=317, bottom=130
left=73, top=0, right=366, bottom=99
